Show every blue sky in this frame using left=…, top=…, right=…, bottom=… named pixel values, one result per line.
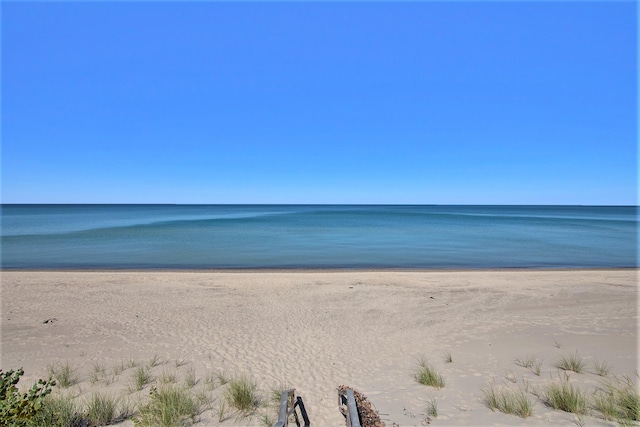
left=2, top=1, right=637, bottom=204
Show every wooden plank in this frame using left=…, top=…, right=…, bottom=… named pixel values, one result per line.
left=274, top=390, right=291, bottom=427
left=346, top=389, right=361, bottom=427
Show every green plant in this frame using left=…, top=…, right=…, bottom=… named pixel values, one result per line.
left=148, top=355, right=162, bottom=368
left=113, top=360, right=127, bottom=376
left=134, top=385, right=200, bottom=427
left=592, top=359, right=612, bottom=377
left=482, top=384, right=533, bottom=418
left=426, top=398, right=438, bottom=417
left=543, top=374, right=588, bottom=414
left=557, top=352, right=585, bottom=374
left=174, top=359, right=188, bottom=368
left=269, top=381, right=290, bottom=406
left=0, top=368, right=55, bottom=426
left=217, top=400, right=227, bottom=423
left=224, top=376, right=259, bottom=413
left=444, top=351, right=452, bottom=363
left=130, top=366, right=153, bottom=392
left=89, top=363, right=107, bottom=385
left=514, top=355, right=543, bottom=376
left=414, top=357, right=445, bottom=389
left=47, top=362, right=78, bottom=388
left=159, top=370, right=176, bottom=385
left=260, top=412, right=275, bottom=427
left=28, top=393, right=85, bottom=427
left=86, top=392, right=119, bottom=426
left=183, top=368, right=197, bottom=388
left=593, top=375, right=639, bottom=423
left=214, top=370, right=230, bottom=386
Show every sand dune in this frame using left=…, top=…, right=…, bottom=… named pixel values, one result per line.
left=1, top=269, right=637, bottom=426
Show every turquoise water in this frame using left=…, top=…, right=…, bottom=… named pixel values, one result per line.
left=1, top=205, right=637, bottom=269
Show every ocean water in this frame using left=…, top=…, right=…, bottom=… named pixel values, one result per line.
left=1, top=205, right=637, bottom=269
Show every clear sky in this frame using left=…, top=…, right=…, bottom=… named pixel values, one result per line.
left=2, top=1, right=637, bottom=205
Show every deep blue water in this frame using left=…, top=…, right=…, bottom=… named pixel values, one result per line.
left=1, top=205, right=637, bottom=269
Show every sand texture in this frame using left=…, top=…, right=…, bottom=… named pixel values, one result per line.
left=1, top=269, right=637, bottom=426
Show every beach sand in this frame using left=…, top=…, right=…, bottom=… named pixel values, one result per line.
left=1, top=269, right=637, bottom=426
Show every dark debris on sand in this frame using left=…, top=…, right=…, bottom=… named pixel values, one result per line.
left=338, top=384, right=385, bottom=427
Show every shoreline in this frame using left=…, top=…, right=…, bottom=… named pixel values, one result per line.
left=2, top=269, right=637, bottom=426
left=1, top=266, right=637, bottom=273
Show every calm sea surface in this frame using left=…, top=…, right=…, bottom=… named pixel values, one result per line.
left=1, top=205, right=637, bottom=269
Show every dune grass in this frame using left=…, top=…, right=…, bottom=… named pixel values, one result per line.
left=135, top=385, right=201, bottom=427
left=557, top=351, right=585, bottom=374
left=28, top=393, right=83, bottom=427
left=85, top=392, right=120, bottom=426
left=89, top=362, right=107, bottom=385
left=592, top=359, right=612, bottom=377
left=184, top=367, right=198, bottom=388
left=426, top=397, right=438, bottom=417
left=514, top=355, right=543, bottom=376
left=148, top=354, right=162, bottom=368
left=159, top=369, right=177, bottom=385
left=414, top=357, right=445, bottom=389
left=482, top=385, right=534, bottom=418
left=214, top=370, right=230, bottom=387
left=593, top=375, right=640, bottom=423
left=543, top=374, right=589, bottom=414
left=47, top=361, right=78, bottom=388
left=224, top=375, right=260, bottom=413
left=130, top=366, right=153, bottom=392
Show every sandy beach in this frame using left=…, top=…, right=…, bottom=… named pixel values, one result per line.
left=1, top=269, right=637, bottom=426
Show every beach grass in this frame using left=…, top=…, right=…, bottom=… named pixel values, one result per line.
left=414, top=357, right=445, bottom=389
left=482, top=385, right=534, bottom=418
left=130, top=366, right=153, bottom=392
left=89, top=362, right=107, bottom=385
left=557, top=351, right=585, bottom=374
left=543, top=374, right=589, bottom=414
left=217, top=400, right=228, bottom=423
left=148, top=354, right=162, bottom=368
left=29, top=393, right=83, bottom=427
left=224, top=375, right=260, bottom=413
left=184, top=367, right=197, bottom=388
left=47, top=361, right=78, bottom=388
left=113, top=359, right=127, bottom=376
left=135, top=385, right=200, bottom=427
left=214, top=370, right=231, bottom=387
left=593, top=375, right=640, bottom=422
left=85, top=392, right=119, bottom=426
left=514, top=355, right=543, bottom=376
left=174, top=358, right=188, bottom=368
left=426, top=397, right=438, bottom=417
left=159, top=369, right=177, bottom=385
left=592, top=359, right=612, bottom=377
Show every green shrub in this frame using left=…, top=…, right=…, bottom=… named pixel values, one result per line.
left=0, top=368, right=55, bottom=426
